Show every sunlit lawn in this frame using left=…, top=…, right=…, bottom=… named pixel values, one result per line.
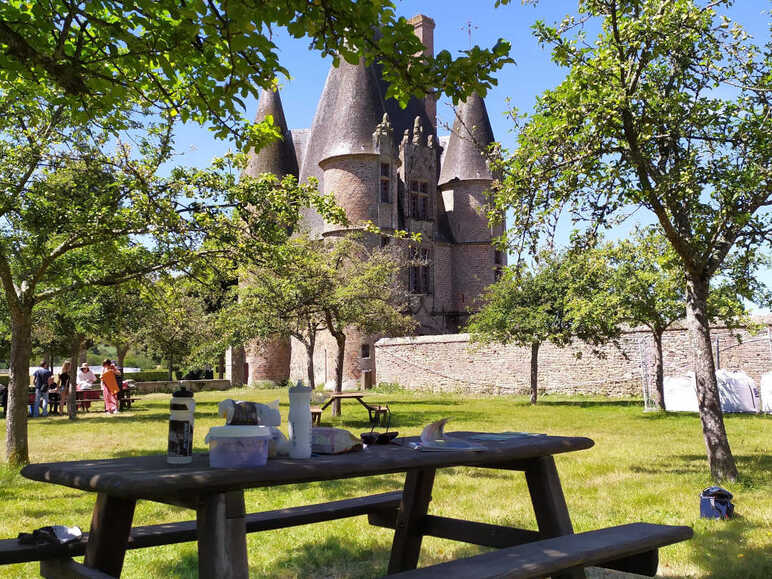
left=0, top=387, right=769, bottom=578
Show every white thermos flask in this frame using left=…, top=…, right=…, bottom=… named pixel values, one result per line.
left=288, top=382, right=313, bottom=459
left=167, top=386, right=195, bottom=464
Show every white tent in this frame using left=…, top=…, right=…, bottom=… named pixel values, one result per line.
left=663, top=370, right=760, bottom=413
left=761, top=372, right=772, bottom=414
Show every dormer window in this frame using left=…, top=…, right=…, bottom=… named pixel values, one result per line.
left=409, top=180, right=430, bottom=220
left=380, top=163, right=391, bottom=203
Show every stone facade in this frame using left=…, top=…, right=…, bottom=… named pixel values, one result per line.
left=374, top=317, right=772, bottom=397
left=243, top=14, right=503, bottom=389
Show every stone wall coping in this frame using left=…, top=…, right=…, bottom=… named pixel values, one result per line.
left=376, top=333, right=472, bottom=346
left=375, top=315, right=772, bottom=348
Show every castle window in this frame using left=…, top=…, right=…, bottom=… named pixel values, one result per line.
left=409, top=180, right=431, bottom=220
left=380, top=163, right=391, bottom=203
left=409, top=247, right=432, bottom=294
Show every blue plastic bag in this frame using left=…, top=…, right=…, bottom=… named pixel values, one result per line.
left=700, top=486, right=734, bottom=519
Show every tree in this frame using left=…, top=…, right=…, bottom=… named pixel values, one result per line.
left=467, top=250, right=621, bottom=404
left=490, top=0, right=770, bottom=480
left=0, top=1, right=513, bottom=145
left=137, top=277, right=211, bottom=381
left=321, top=236, right=416, bottom=415
left=211, top=236, right=332, bottom=390
left=598, top=227, right=765, bottom=411
left=0, top=86, right=339, bottom=465
left=212, top=234, right=415, bottom=403
left=92, top=283, right=153, bottom=370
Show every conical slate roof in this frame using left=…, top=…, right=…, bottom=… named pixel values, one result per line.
left=438, top=93, right=494, bottom=186
left=245, top=89, right=298, bottom=178
left=319, top=59, right=386, bottom=160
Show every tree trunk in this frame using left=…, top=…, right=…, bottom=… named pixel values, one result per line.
left=332, top=331, right=346, bottom=417
left=115, top=343, right=129, bottom=369
left=68, top=335, right=84, bottom=421
left=304, top=334, right=316, bottom=390
left=167, top=354, right=173, bottom=382
left=6, top=309, right=32, bottom=466
left=530, top=342, right=539, bottom=404
left=651, top=330, right=666, bottom=411
left=216, top=352, right=225, bottom=379
left=686, top=276, right=737, bottom=481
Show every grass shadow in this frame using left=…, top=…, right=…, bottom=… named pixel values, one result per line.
left=687, top=516, right=772, bottom=578
left=630, top=454, right=771, bottom=486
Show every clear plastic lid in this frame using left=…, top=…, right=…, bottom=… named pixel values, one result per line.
left=205, top=425, right=272, bottom=443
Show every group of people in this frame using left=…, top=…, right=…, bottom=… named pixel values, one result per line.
left=30, top=359, right=124, bottom=417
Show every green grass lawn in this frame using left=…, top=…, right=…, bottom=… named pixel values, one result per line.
left=0, top=387, right=769, bottom=578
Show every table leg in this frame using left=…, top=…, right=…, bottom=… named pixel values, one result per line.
left=197, top=490, right=248, bottom=579
left=83, top=493, right=137, bottom=576
left=525, top=456, right=586, bottom=579
left=387, top=468, right=436, bottom=574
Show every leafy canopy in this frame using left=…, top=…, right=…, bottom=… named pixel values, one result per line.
left=491, top=0, right=770, bottom=284
left=0, top=1, right=513, bottom=145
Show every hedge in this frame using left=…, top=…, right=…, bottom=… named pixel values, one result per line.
left=123, top=370, right=170, bottom=382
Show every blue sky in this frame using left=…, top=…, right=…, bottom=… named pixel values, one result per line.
left=176, top=0, right=770, bottom=310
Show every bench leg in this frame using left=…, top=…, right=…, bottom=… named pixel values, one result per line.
left=197, top=491, right=249, bottom=579
left=83, top=493, right=137, bottom=577
left=525, top=456, right=585, bottom=579
left=387, top=468, right=436, bottom=574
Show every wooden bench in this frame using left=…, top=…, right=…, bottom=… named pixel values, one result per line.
left=386, top=522, right=693, bottom=578
left=311, top=406, right=322, bottom=426
left=0, top=491, right=403, bottom=575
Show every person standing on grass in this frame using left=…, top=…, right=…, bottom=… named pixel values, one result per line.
left=51, top=360, right=72, bottom=415
left=32, top=360, right=52, bottom=417
left=76, top=362, right=98, bottom=411
left=100, top=359, right=120, bottom=414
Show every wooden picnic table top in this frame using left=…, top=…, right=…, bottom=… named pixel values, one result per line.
left=21, top=432, right=593, bottom=500
left=325, top=391, right=366, bottom=399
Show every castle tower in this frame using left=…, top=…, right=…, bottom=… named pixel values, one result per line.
left=240, top=88, right=296, bottom=386
left=438, top=93, right=503, bottom=316
left=317, top=59, right=386, bottom=236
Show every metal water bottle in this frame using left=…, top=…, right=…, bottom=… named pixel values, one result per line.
left=288, top=381, right=312, bottom=459
left=167, top=386, right=194, bottom=464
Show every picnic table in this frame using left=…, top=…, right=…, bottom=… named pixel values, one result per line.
left=18, top=432, right=691, bottom=578
left=318, top=391, right=388, bottom=424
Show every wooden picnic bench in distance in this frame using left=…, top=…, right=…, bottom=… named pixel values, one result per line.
left=319, top=391, right=388, bottom=424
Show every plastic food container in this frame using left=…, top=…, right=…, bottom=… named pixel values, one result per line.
left=204, top=425, right=271, bottom=468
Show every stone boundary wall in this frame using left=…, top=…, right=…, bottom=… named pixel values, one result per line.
left=374, top=317, right=772, bottom=397
left=132, top=379, right=231, bottom=395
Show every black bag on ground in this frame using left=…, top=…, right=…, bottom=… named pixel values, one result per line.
left=700, top=486, right=734, bottom=519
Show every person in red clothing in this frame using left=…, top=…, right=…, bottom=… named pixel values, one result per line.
left=100, top=359, right=121, bottom=414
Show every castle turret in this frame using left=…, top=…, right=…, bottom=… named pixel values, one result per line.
left=240, top=88, right=296, bottom=386
left=245, top=88, right=298, bottom=178
left=317, top=59, right=386, bottom=236
left=438, top=93, right=503, bottom=313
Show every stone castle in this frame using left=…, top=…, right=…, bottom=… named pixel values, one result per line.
left=226, top=15, right=504, bottom=389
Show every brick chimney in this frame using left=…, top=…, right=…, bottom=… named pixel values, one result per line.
left=407, top=14, right=436, bottom=129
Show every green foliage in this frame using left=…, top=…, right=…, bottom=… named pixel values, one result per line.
left=491, top=0, right=769, bottom=282
left=467, top=249, right=621, bottom=349
left=0, top=1, right=513, bottom=146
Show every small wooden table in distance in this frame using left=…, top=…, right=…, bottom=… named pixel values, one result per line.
left=319, top=391, right=389, bottom=423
